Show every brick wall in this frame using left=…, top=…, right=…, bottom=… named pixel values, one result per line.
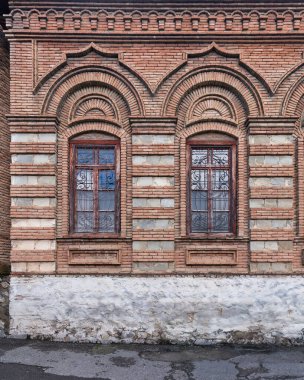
left=4, top=1, right=304, bottom=275
left=0, top=24, right=10, bottom=274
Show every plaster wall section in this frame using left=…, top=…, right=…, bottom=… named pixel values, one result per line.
left=9, top=275, right=304, bottom=345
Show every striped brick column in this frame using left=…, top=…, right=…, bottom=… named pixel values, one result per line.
left=130, top=118, right=176, bottom=273
left=247, top=118, right=297, bottom=273
left=8, top=116, right=58, bottom=274
left=0, top=29, right=9, bottom=273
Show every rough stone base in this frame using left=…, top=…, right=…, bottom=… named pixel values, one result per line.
left=0, top=276, right=9, bottom=337
left=9, top=275, right=304, bottom=345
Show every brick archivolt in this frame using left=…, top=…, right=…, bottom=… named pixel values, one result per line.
left=6, top=9, right=304, bottom=33
left=163, top=67, right=262, bottom=130
left=41, top=67, right=144, bottom=124
left=61, top=87, right=123, bottom=126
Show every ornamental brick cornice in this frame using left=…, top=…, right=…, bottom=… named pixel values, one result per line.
left=5, top=9, right=304, bottom=34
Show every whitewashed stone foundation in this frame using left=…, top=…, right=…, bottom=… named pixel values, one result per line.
left=9, top=276, right=304, bottom=345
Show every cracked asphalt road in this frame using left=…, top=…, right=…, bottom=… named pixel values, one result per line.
left=0, top=338, right=304, bottom=379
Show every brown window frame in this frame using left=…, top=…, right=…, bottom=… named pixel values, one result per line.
left=187, top=139, right=237, bottom=237
left=69, top=139, right=120, bottom=237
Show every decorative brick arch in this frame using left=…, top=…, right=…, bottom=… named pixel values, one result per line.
left=41, top=66, right=144, bottom=120
left=281, top=76, right=304, bottom=119
left=162, top=66, right=264, bottom=121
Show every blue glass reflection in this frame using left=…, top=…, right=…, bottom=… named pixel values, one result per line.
left=99, top=148, right=115, bottom=164
left=77, top=148, right=94, bottom=164
left=99, top=170, right=115, bottom=190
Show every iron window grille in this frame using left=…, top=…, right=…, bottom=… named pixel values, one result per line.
left=188, top=142, right=236, bottom=235
left=70, top=140, right=120, bottom=235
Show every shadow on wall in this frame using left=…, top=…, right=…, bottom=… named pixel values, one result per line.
left=0, top=276, right=9, bottom=337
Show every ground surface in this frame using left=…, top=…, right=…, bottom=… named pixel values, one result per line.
left=0, top=338, right=304, bottom=379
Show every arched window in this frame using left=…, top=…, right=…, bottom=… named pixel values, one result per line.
left=69, top=132, right=120, bottom=234
left=187, top=132, right=236, bottom=235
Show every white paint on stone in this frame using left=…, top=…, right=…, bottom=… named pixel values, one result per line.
left=11, top=198, right=56, bottom=207
left=132, top=135, right=174, bottom=145
left=132, top=155, right=174, bottom=166
left=132, top=240, right=174, bottom=251
left=249, top=155, right=293, bottom=166
left=9, top=275, right=304, bottom=344
left=248, top=135, right=294, bottom=145
left=133, top=177, right=174, bottom=187
left=11, top=219, right=56, bottom=228
left=11, top=133, right=56, bottom=143
left=132, top=219, right=174, bottom=230
left=11, top=176, right=56, bottom=186
left=249, top=177, right=293, bottom=188
left=249, top=199, right=293, bottom=209
left=11, top=240, right=56, bottom=250
left=132, top=198, right=174, bottom=208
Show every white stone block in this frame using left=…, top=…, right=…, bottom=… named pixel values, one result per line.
left=11, top=219, right=56, bottom=228
left=132, top=155, right=174, bottom=166
left=249, top=177, right=293, bottom=188
left=11, top=133, right=56, bottom=143
left=133, top=176, right=174, bottom=187
left=132, top=135, right=174, bottom=145
left=132, top=219, right=174, bottom=230
left=132, top=240, right=174, bottom=251
left=11, top=240, right=56, bottom=250
left=249, top=135, right=293, bottom=145
left=11, top=263, right=27, bottom=272
left=11, top=176, right=56, bottom=186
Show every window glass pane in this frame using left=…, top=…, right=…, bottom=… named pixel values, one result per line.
left=212, top=170, right=229, bottom=190
left=99, top=147, right=115, bottom=164
left=99, top=212, right=115, bottom=233
left=191, top=212, right=208, bottom=232
left=77, top=148, right=94, bottom=164
left=191, top=190, right=207, bottom=211
left=212, top=211, right=229, bottom=232
left=192, top=148, right=208, bottom=166
left=77, top=190, right=93, bottom=211
left=76, top=169, right=93, bottom=190
left=212, top=148, right=229, bottom=166
left=211, top=191, right=229, bottom=211
left=99, top=191, right=115, bottom=211
left=191, top=170, right=208, bottom=190
left=75, top=212, right=94, bottom=232
left=99, top=170, right=115, bottom=190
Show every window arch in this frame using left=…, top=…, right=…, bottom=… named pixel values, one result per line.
left=187, top=132, right=237, bottom=236
left=69, top=132, right=120, bottom=235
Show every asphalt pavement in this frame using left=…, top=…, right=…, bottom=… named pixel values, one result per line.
left=0, top=338, right=304, bottom=379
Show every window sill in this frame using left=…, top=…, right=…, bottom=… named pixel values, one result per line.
left=178, top=235, right=248, bottom=243
left=58, top=234, right=130, bottom=243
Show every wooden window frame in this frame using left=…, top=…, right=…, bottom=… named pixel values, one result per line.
left=69, top=139, right=120, bottom=238
left=187, top=139, right=237, bottom=238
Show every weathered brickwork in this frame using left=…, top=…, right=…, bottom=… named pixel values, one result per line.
left=0, top=20, right=10, bottom=274
left=3, top=0, right=304, bottom=277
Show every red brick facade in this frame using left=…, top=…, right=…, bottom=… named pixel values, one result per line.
left=3, top=0, right=304, bottom=275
